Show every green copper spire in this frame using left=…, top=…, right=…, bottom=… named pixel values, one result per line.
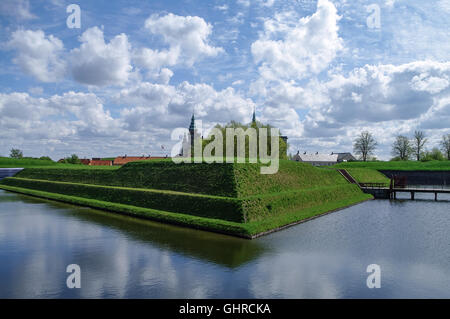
left=252, top=107, right=256, bottom=123
left=189, top=113, right=195, bottom=131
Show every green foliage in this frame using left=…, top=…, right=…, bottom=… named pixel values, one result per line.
left=39, top=156, right=53, bottom=161
left=1, top=159, right=373, bottom=237
left=61, top=154, right=81, bottom=164
left=1, top=177, right=244, bottom=222
left=0, top=184, right=250, bottom=237
left=0, top=183, right=371, bottom=238
left=9, top=148, right=23, bottom=159
left=441, top=134, right=450, bottom=160
left=421, top=148, right=445, bottom=162
left=15, top=160, right=352, bottom=198
left=201, top=121, right=288, bottom=160
left=16, top=161, right=237, bottom=197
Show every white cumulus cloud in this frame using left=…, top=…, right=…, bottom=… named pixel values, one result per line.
left=70, top=27, right=133, bottom=86
left=251, top=0, right=343, bottom=82
left=7, top=29, right=66, bottom=82
left=135, top=13, right=223, bottom=73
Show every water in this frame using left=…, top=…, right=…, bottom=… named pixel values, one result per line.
left=0, top=189, right=449, bottom=298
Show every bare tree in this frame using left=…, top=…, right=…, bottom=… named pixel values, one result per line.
left=391, top=135, right=412, bottom=160
left=353, top=131, right=377, bottom=161
left=412, top=130, right=427, bottom=161
left=441, top=134, right=450, bottom=160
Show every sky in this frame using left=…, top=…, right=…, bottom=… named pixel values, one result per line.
left=0, top=0, right=449, bottom=160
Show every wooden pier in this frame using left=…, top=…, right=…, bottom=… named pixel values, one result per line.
left=360, top=183, right=450, bottom=201
left=337, top=169, right=449, bottom=201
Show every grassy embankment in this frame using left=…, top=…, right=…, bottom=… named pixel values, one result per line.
left=0, top=160, right=372, bottom=238
left=334, top=160, right=450, bottom=171
left=343, top=168, right=390, bottom=186
left=0, top=157, right=117, bottom=169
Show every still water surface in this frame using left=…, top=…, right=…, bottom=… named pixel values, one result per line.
left=0, top=189, right=449, bottom=298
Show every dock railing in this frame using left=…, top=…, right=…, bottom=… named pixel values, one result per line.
left=359, top=182, right=389, bottom=189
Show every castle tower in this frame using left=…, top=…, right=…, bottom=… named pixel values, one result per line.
left=189, top=113, right=195, bottom=150
left=252, top=107, right=256, bottom=124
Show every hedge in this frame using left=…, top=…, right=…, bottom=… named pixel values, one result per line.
left=1, top=177, right=366, bottom=223
left=15, top=161, right=237, bottom=197
left=1, top=177, right=244, bottom=222
left=0, top=183, right=372, bottom=238
left=14, top=160, right=351, bottom=198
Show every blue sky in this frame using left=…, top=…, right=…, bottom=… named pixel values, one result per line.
left=0, top=0, right=449, bottom=160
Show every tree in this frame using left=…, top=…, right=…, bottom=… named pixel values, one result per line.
left=421, top=148, right=444, bottom=161
left=9, top=148, right=23, bottom=159
left=201, top=121, right=288, bottom=160
left=441, top=134, right=450, bottom=160
left=353, top=131, right=377, bottom=161
left=412, top=130, right=427, bottom=161
left=63, top=154, right=81, bottom=164
left=391, top=135, right=412, bottom=160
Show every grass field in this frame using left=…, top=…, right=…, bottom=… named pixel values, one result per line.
left=0, top=159, right=372, bottom=237
left=334, top=160, right=450, bottom=171
left=344, top=168, right=390, bottom=186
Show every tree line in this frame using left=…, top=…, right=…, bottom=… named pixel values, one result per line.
left=353, top=131, right=450, bottom=161
left=7, top=149, right=82, bottom=164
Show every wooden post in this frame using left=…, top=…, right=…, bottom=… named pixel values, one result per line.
left=389, top=178, right=393, bottom=200
left=435, top=192, right=437, bottom=201
left=411, top=192, right=414, bottom=200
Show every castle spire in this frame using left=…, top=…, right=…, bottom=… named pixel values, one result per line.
left=189, top=112, right=195, bottom=131
left=252, top=106, right=256, bottom=124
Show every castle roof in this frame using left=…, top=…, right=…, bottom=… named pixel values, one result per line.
left=189, top=113, right=195, bottom=131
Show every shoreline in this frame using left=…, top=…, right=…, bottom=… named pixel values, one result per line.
left=0, top=184, right=371, bottom=239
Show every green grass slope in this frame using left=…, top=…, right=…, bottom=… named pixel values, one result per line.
left=334, top=160, right=450, bottom=171
left=1, top=160, right=372, bottom=237
left=15, top=160, right=353, bottom=197
left=0, top=157, right=116, bottom=169
left=344, top=168, right=390, bottom=186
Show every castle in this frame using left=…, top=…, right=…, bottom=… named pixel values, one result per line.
left=180, top=108, right=288, bottom=156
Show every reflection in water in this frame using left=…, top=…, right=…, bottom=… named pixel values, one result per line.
left=0, top=190, right=449, bottom=298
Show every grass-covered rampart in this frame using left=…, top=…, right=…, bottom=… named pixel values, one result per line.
left=334, top=160, right=450, bottom=171
left=0, top=160, right=372, bottom=237
left=14, top=160, right=352, bottom=197
left=344, top=168, right=390, bottom=186
left=0, top=177, right=244, bottom=222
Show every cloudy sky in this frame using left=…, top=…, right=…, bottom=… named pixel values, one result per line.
left=0, top=0, right=449, bottom=160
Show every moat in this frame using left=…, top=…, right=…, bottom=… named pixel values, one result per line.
left=0, top=189, right=449, bottom=298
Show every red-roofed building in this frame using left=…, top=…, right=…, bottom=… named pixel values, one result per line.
left=80, top=159, right=91, bottom=165
left=90, top=159, right=113, bottom=166
left=113, top=156, right=167, bottom=166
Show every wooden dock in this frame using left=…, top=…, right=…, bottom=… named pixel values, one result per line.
left=360, top=183, right=450, bottom=201
left=337, top=169, right=449, bottom=201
